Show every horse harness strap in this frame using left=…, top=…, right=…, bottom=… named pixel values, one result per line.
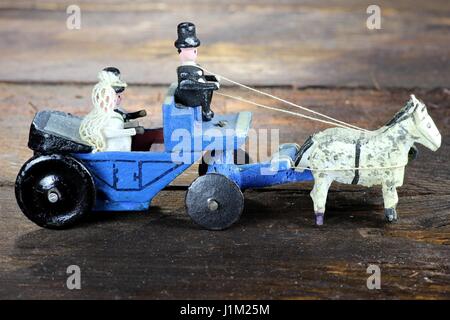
left=294, top=135, right=314, bottom=166
left=351, top=139, right=362, bottom=185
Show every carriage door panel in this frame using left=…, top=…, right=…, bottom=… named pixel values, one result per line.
left=141, top=161, right=180, bottom=189
left=113, top=161, right=141, bottom=190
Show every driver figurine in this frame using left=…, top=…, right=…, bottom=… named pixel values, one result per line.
left=174, top=22, right=220, bottom=121
left=79, top=67, right=137, bottom=152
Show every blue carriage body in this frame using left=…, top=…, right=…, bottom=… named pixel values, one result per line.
left=30, top=83, right=313, bottom=213
left=74, top=151, right=194, bottom=211
left=71, top=84, right=256, bottom=211
left=18, top=82, right=315, bottom=231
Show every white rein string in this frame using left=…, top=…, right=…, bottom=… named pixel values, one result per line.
left=218, top=91, right=407, bottom=171
left=294, top=162, right=408, bottom=172
left=217, top=92, right=360, bottom=131
left=202, top=68, right=409, bottom=171
left=203, top=67, right=370, bottom=133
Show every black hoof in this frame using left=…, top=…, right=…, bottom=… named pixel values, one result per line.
left=384, top=208, right=397, bottom=222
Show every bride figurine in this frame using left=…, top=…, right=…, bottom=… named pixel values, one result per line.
left=79, top=67, right=137, bottom=152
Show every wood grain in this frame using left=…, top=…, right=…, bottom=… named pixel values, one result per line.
left=0, top=0, right=449, bottom=87
left=0, top=186, right=449, bottom=299
left=0, top=0, right=449, bottom=299
left=0, top=84, right=449, bottom=299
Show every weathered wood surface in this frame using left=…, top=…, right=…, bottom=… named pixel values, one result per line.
left=0, top=85, right=449, bottom=299
left=0, top=0, right=449, bottom=87
left=0, top=0, right=449, bottom=300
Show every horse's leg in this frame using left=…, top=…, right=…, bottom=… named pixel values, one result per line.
left=310, top=176, right=332, bottom=226
left=382, top=184, right=399, bottom=222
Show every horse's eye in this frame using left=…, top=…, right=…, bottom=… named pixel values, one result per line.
left=427, top=123, right=431, bottom=128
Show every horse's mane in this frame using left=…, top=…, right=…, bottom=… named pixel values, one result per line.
left=384, top=96, right=418, bottom=127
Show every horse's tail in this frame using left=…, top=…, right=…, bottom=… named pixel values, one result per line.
left=295, top=135, right=314, bottom=170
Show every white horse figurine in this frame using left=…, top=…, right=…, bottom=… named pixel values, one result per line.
left=297, top=95, right=441, bottom=225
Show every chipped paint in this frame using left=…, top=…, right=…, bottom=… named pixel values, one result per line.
left=303, top=95, right=442, bottom=225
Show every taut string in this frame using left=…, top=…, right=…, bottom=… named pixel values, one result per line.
left=203, top=67, right=370, bottom=132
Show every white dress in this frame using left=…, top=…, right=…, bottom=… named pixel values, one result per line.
left=102, top=112, right=136, bottom=151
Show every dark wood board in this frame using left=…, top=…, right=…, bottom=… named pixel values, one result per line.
left=0, top=85, right=448, bottom=299
left=1, top=0, right=449, bottom=300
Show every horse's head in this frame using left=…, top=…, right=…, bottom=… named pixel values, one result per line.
left=385, top=95, right=441, bottom=151
left=408, top=95, right=441, bottom=151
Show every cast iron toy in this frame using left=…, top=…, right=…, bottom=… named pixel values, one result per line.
left=15, top=83, right=314, bottom=230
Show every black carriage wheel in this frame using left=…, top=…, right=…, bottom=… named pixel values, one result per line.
left=15, top=154, right=95, bottom=229
left=198, top=149, right=251, bottom=176
left=186, top=173, right=244, bottom=230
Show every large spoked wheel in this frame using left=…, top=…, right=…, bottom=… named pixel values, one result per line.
left=15, top=154, right=95, bottom=229
left=198, top=149, right=251, bottom=176
left=186, top=173, right=244, bottom=230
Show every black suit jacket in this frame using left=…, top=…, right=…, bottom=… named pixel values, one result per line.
left=175, top=64, right=219, bottom=107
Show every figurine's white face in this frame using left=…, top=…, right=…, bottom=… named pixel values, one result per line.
left=116, top=93, right=123, bottom=106
left=179, top=48, right=198, bottom=63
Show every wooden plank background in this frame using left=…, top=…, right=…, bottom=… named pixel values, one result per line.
left=0, top=0, right=449, bottom=87
left=0, top=0, right=449, bottom=300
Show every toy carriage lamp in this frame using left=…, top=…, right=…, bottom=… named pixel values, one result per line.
left=14, top=22, right=442, bottom=230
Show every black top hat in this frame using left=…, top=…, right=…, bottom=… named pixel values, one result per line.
left=174, top=22, right=201, bottom=49
left=103, top=66, right=121, bottom=76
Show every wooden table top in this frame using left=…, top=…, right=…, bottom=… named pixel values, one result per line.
left=0, top=1, right=448, bottom=299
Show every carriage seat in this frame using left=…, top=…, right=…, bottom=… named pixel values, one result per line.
left=28, top=110, right=93, bottom=154
left=162, top=82, right=252, bottom=152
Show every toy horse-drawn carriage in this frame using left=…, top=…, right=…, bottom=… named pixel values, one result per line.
left=14, top=21, right=442, bottom=230
left=15, top=81, right=442, bottom=230
left=15, top=83, right=315, bottom=230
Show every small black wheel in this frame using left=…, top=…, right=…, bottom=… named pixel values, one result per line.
left=198, top=149, right=251, bottom=176
left=186, top=173, right=244, bottom=230
left=15, top=154, right=95, bottom=229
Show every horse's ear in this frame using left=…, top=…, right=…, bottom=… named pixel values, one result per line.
left=406, top=95, right=420, bottom=114
left=410, top=94, right=427, bottom=113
